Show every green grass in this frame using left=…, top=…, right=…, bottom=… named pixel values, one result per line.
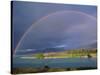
left=32, top=49, right=97, bottom=59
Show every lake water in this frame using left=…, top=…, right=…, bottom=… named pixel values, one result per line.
left=13, top=57, right=97, bottom=68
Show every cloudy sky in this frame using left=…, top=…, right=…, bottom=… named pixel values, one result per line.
left=12, top=1, right=97, bottom=51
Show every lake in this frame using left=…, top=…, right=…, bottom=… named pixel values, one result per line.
left=13, top=57, right=97, bottom=69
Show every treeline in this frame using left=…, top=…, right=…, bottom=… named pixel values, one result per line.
left=32, top=48, right=97, bottom=59
left=64, top=48, right=97, bottom=54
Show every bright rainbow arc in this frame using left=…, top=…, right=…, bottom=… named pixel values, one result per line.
left=14, top=10, right=96, bottom=55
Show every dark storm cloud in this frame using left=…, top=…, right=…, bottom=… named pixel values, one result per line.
left=15, top=11, right=97, bottom=50
left=12, top=1, right=97, bottom=51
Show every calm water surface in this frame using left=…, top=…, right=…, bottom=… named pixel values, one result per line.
left=13, top=57, right=97, bottom=68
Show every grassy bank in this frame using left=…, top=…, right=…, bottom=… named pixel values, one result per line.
left=33, top=48, right=97, bottom=59
left=12, top=67, right=97, bottom=74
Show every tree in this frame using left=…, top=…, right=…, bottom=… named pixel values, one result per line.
left=35, top=53, right=44, bottom=59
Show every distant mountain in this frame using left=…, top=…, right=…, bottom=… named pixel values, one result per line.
left=15, top=47, right=65, bottom=55
left=41, top=47, right=65, bottom=53
left=15, top=42, right=97, bottom=56
left=84, top=42, right=97, bottom=49
left=89, top=42, right=97, bottom=48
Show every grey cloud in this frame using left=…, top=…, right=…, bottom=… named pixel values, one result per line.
left=16, top=11, right=97, bottom=50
